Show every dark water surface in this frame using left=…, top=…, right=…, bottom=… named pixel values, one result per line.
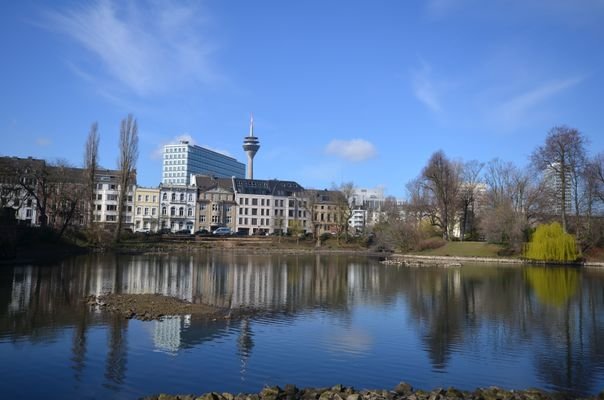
left=1, top=252, right=604, bottom=399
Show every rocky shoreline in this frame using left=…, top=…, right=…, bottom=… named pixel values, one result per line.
left=143, top=382, right=598, bottom=400
left=85, top=293, right=260, bottom=321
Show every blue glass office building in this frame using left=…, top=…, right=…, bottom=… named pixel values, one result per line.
left=162, top=141, right=245, bottom=185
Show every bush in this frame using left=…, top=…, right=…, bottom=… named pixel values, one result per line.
left=524, top=222, right=580, bottom=262
left=417, top=237, right=446, bottom=251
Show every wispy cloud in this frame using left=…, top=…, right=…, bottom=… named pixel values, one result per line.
left=151, top=134, right=232, bottom=160
left=494, top=76, right=584, bottom=123
left=44, top=1, right=219, bottom=96
left=35, top=137, right=52, bottom=147
left=325, top=139, right=377, bottom=162
left=411, top=62, right=442, bottom=113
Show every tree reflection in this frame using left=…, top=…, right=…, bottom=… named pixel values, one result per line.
left=525, top=267, right=579, bottom=307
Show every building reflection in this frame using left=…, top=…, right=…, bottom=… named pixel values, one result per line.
left=2, top=255, right=604, bottom=395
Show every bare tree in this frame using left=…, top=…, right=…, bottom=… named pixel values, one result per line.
left=420, top=150, right=461, bottom=240
left=334, top=181, right=355, bottom=240
left=115, top=115, right=139, bottom=241
left=12, top=158, right=51, bottom=227
left=531, top=126, right=587, bottom=232
left=84, top=122, right=100, bottom=228
left=47, top=160, right=86, bottom=238
left=458, top=160, right=484, bottom=241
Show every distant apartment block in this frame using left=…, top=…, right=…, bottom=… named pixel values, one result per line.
left=94, top=169, right=135, bottom=228
left=162, top=140, right=245, bottom=186
left=195, top=175, right=237, bottom=233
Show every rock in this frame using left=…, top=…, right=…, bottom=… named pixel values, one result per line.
left=394, top=382, right=414, bottom=396
left=284, top=385, right=298, bottom=395
left=222, top=393, right=235, bottom=400
left=331, top=385, right=344, bottom=393
left=158, top=394, right=176, bottom=400
left=346, top=394, right=361, bottom=400
left=319, top=390, right=334, bottom=400
left=260, top=386, right=282, bottom=399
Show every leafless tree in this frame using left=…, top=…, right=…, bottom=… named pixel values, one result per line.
left=84, top=122, right=100, bottom=227
left=12, top=158, right=51, bottom=227
left=458, top=160, right=484, bottom=241
left=531, top=125, right=587, bottom=232
left=334, top=181, right=355, bottom=240
left=115, top=115, right=139, bottom=241
left=47, top=160, right=86, bottom=238
left=420, top=150, right=461, bottom=240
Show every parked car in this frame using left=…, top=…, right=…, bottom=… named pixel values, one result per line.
left=212, top=227, right=232, bottom=236
left=175, top=229, right=192, bottom=235
left=195, top=229, right=211, bottom=236
left=158, top=228, right=172, bottom=234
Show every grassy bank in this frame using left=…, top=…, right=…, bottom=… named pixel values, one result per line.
left=411, top=241, right=507, bottom=258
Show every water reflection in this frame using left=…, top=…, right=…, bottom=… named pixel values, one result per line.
left=1, top=255, right=604, bottom=396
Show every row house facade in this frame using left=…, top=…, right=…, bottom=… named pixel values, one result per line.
left=195, top=176, right=237, bottom=233
left=159, top=184, right=197, bottom=232
left=133, top=187, right=160, bottom=232
left=305, top=189, right=348, bottom=236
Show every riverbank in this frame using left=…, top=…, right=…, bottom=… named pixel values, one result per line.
left=383, top=254, right=604, bottom=268
left=85, top=293, right=260, bottom=321
left=143, top=382, right=598, bottom=400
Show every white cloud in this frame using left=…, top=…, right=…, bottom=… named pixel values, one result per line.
left=35, top=137, right=52, bottom=147
left=494, top=76, right=584, bottom=123
left=325, top=139, right=377, bottom=162
left=44, top=1, right=219, bottom=96
left=411, top=62, right=442, bottom=113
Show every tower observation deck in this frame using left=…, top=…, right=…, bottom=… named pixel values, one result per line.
left=242, top=115, right=260, bottom=179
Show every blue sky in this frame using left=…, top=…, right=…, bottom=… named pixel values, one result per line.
left=1, top=1, right=603, bottom=198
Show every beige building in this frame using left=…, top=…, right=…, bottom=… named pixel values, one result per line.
left=195, top=176, right=237, bottom=232
left=133, top=187, right=160, bottom=232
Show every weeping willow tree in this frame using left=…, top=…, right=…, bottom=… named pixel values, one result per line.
left=524, top=222, right=579, bottom=262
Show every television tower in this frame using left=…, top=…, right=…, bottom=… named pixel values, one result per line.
left=242, top=114, right=260, bottom=179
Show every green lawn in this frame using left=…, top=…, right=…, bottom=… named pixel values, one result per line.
left=412, top=241, right=505, bottom=258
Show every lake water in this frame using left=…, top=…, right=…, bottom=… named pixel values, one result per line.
left=1, top=252, right=604, bottom=399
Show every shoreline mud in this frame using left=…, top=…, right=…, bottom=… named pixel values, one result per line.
left=85, top=293, right=260, bottom=321
left=143, top=382, right=599, bottom=400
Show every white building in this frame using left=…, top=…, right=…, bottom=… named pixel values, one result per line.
left=348, top=208, right=367, bottom=233
left=232, top=178, right=307, bottom=235
left=162, top=140, right=245, bottom=186
left=159, top=183, right=197, bottom=233
left=93, top=169, right=135, bottom=229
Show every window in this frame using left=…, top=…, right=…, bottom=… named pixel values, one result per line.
left=200, top=215, right=206, bottom=222
left=106, top=205, right=117, bottom=211
left=227, top=216, right=232, bottom=224
left=107, top=194, right=118, bottom=201
left=252, top=198, right=258, bottom=206
left=127, top=196, right=132, bottom=202
left=153, top=195, right=157, bottom=202
left=200, top=204, right=206, bottom=211
left=251, top=218, right=257, bottom=225
left=106, top=215, right=116, bottom=221
left=144, top=207, right=149, bottom=215
left=163, top=193, right=167, bottom=201
left=137, top=207, right=142, bottom=215
left=170, top=207, right=175, bottom=216
left=96, top=205, right=101, bottom=211
left=245, top=218, right=248, bottom=224
left=239, top=217, right=243, bottom=224
left=171, top=193, right=176, bottom=201
left=145, top=195, right=149, bottom=202
left=97, top=194, right=102, bottom=200
left=187, top=208, right=192, bottom=217
left=179, top=207, right=184, bottom=216
left=226, top=206, right=231, bottom=213
left=267, top=199, right=270, bottom=207
left=212, top=204, right=219, bottom=211
left=261, top=199, right=265, bottom=206
left=180, top=193, right=184, bottom=202
left=188, top=194, right=192, bottom=201
left=245, top=198, right=249, bottom=205
left=152, top=208, right=156, bottom=216
left=251, top=208, right=257, bottom=216
left=26, top=209, right=32, bottom=218
left=212, top=215, right=219, bottom=223
left=137, top=195, right=142, bottom=201
left=110, top=184, right=116, bottom=190
left=162, top=207, right=167, bottom=215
